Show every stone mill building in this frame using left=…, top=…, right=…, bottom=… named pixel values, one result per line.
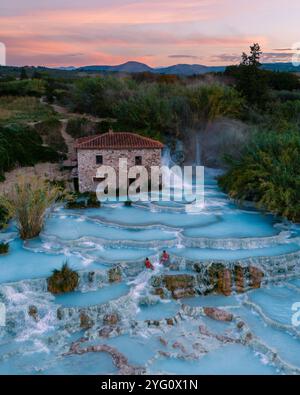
left=75, top=131, right=164, bottom=193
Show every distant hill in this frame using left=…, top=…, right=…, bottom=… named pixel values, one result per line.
left=78, top=61, right=300, bottom=75
left=58, top=66, right=77, bottom=71
left=77, top=61, right=153, bottom=73
left=261, top=62, right=300, bottom=72
left=2, top=61, right=300, bottom=78
left=156, top=64, right=225, bottom=75
left=78, top=61, right=225, bottom=75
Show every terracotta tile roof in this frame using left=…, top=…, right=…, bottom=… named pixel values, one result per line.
left=75, top=132, right=164, bottom=150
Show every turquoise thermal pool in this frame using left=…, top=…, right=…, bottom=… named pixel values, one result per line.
left=0, top=169, right=300, bottom=375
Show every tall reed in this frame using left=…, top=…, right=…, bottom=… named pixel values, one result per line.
left=0, top=176, right=62, bottom=240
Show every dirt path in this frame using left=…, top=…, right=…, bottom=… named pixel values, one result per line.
left=60, top=119, right=76, bottom=162
left=0, top=101, right=76, bottom=193
left=41, top=97, right=105, bottom=123
left=0, top=98, right=108, bottom=193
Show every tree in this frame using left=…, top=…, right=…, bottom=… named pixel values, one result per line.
left=32, top=70, right=42, bottom=79
left=242, top=43, right=262, bottom=67
left=20, top=67, right=28, bottom=80
left=225, top=43, right=268, bottom=107
left=45, top=78, right=55, bottom=103
left=187, top=83, right=244, bottom=129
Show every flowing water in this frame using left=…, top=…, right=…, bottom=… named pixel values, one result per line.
left=0, top=167, right=300, bottom=375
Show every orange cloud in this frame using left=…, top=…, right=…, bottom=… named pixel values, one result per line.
left=0, top=1, right=276, bottom=67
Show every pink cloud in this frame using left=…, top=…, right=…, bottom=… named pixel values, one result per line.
left=0, top=0, right=292, bottom=67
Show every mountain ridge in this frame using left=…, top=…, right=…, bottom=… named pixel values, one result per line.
left=77, top=61, right=224, bottom=75
left=2, top=61, right=299, bottom=76
left=76, top=60, right=300, bottom=75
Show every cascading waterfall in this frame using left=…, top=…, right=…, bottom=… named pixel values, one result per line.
left=161, top=147, right=186, bottom=196
left=0, top=282, right=57, bottom=345
left=127, top=260, right=163, bottom=313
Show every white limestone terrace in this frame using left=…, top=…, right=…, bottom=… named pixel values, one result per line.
left=0, top=167, right=300, bottom=374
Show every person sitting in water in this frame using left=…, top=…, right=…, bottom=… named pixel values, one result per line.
left=145, top=258, right=154, bottom=270
left=160, top=250, right=170, bottom=264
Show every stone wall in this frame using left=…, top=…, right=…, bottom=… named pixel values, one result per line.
left=77, top=148, right=161, bottom=192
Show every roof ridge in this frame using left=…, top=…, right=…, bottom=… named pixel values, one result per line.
left=75, top=132, right=163, bottom=150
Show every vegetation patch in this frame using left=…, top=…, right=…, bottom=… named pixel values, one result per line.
left=219, top=131, right=300, bottom=222
left=47, top=262, right=79, bottom=294
left=65, top=192, right=101, bottom=209
left=66, top=117, right=111, bottom=139
left=0, top=79, right=45, bottom=97
left=0, top=205, right=10, bottom=230
left=64, top=77, right=244, bottom=141
left=34, top=117, right=68, bottom=153
left=0, top=124, right=61, bottom=180
left=0, top=176, right=62, bottom=240
left=0, top=96, right=54, bottom=124
left=0, top=242, right=9, bottom=255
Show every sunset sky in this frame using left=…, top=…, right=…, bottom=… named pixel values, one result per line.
left=0, top=0, right=299, bottom=67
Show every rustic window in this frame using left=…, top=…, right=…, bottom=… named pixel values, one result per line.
left=135, top=156, right=142, bottom=165
left=96, top=155, right=103, bottom=165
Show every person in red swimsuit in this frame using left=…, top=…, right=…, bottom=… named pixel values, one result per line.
left=160, top=250, right=170, bottom=264
left=145, top=258, right=154, bottom=270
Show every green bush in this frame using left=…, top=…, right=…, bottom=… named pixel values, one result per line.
left=275, top=90, right=300, bottom=102
left=64, top=76, right=244, bottom=140
left=34, top=117, right=68, bottom=153
left=67, top=117, right=97, bottom=137
left=0, top=96, right=55, bottom=123
left=0, top=79, right=45, bottom=97
left=219, top=131, right=300, bottom=222
left=0, top=205, right=10, bottom=230
left=0, top=242, right=9, bottom=255
left=265, top=71, right=300, bottom=91
left=0, top=124, right=61, bottom=180
left=47, top=262, right=79, bottom=294
left=65, top=192, right=101, bottom=209
left=86, top=192, right=101, bottom=208
left=65, top=200, right=86, bottom=209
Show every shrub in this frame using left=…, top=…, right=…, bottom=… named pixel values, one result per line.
left=65, top=200, right=86, bottom=209
left=65, top=192, right=101, bottom=209
left=0, top=79, right=45, bottom=97
left=0, top=242, right=9, bottom=255
left=66, top=117, right=92, bottom=139
left=34, top=117, right=68, bottom=153
left=219, top=131, right=300, bottom=222
left=0, top=176, right=62, bottom=239
left=86, top=192, right=101, bottom=208
left=0, top=124, right=61, bottom=180
left=0, top=205, right=10, bottom=230
left=47, top=262, right=79, bottom=294
left=0, top=96, right=54, bottom=123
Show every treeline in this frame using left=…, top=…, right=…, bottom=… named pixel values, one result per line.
left=219, top=44, right=300, bottom=222
left=0, top=79, right=45, bottom=97
left=60, top=77, right=244, bottom=140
